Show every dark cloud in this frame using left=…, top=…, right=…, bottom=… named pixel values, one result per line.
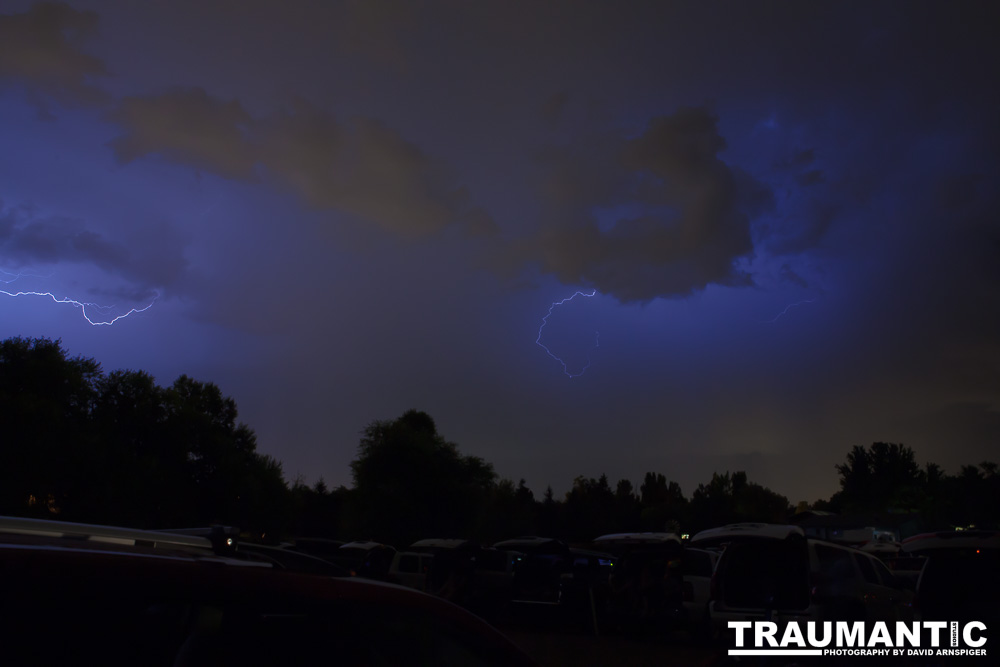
left=520, top=107, right=768, bottom=303
left=457, top=207, right=500, bottom=239
left=341, top=116, right=458, bottom=234
left=766, top=201, right=838, bottom=257
left=0, top=2, right=107, bottom=106
left=540, top=91, right=570, bottom=127
left=796, top=169, right=824, bottom=187
left=107, top=90, right=471, bottom=236
left=777, top=148, right=816, bottom=170
left=778, top=263, right=810, bottom=289
left=107, top=88, right=257, bottom=181
left=0, top=203, right=186, bottom=293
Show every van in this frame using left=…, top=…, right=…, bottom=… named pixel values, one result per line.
left=387, top=551, right=435, bottom=591
left=695, top=523, right=913, bottom=633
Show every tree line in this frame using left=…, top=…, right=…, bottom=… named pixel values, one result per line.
left=2, top=336, right=997, bottom=546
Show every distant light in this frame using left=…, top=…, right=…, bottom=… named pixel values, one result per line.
left=226, top=538, right=234, bottom=546
left=681, top=534, right=690, bottom=540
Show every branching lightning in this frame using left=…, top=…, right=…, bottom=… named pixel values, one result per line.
left=1, top=271, right=157, bottom=326
left=763, top=299, right=815, bottom=323
left=536, top=290, right=600, bottom=378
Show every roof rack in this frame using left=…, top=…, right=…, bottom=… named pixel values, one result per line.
left=154, top=525, right=240, bottom=554
left=0, top=515, right=233, bottom=555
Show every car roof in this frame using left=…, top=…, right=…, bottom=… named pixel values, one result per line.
left=0, top=515, right=230, bottom=555
left=901, top=530, right=1000, bottom=554
left=1, top=517, right=538, bottom=666
left=493, top=536, right=567, bottom=552
left=340, top=540, right=394, bottom=550
left=410, top=538, right=477, bottom=550
left=691, top=523, right=805, bottom=544
left=593, top=531, right=681, bottom=544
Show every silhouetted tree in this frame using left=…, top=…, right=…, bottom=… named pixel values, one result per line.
left=639, top=472, right=688, bottom=531
left=349, top=409, right=496, bottom=545
left=564, top=474, right=617, bottom=539
left=689, top=471, right=789, bottom=530
left=0, top=337, right=289, bottom=533
left=0, top=337, right=100, bottom=518
left=833, top=442, right=923, bottom=514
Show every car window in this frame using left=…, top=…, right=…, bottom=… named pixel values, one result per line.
left=718, top=538, right=810, bottom=610
left=399, top=554, right=419, bottom=573
left=815, top=544, right=856, bottom=581
left=476, top=550, right=509, bottom=571
left=853, top=553, right=880, bottom=584
left=682, top=550, right=714, bottom=577
left=872, top=558, right=898, bottom=588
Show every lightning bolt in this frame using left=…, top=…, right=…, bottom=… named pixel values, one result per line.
left=1, top=271, right=158, bottom=326
left=536, top=290, right=599, bottom=378
left=763, top=299, right=815, bottom=323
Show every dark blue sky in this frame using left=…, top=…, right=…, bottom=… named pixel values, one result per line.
left=2, top=1, right=997, bottom=503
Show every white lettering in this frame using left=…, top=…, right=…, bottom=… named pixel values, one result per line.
left=868, top=622, right=892, bottom=647
left=780, top=622, right=806, bottom=647
left=964, top=621, right=987, bottom=648
left=728, top=622, right=752, bottom=647
left=925, top=621, right=948, bottom=647
left=807, top=621, right=832, bottom=647
left=756, top=622, right=779, bottom=648
left=836, top=621, right=864, bottom=647
left=896, top=621, right=920, bottom=647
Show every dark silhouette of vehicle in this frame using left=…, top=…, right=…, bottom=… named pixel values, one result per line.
left=592, top=533, right=684, bottom=634
left=333, top=539, right=397, bottom=578
left=493, top=537, right=572, bottom=605
left=696, top=523, right=914, bottom=637
left=902, top=530, right=1000, bottom=625
left=0, top=516, right=538, bottom=666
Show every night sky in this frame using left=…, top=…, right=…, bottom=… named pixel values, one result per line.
left=2, top=1, right=998, bottom=504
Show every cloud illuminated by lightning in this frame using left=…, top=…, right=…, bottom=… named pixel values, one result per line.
left=1, top=271, right=157, bottom=326
left=536, top=290, right=600, bottom=377
left=763, top=299, right=815, bottom=323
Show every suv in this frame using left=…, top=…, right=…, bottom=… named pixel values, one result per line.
left=902, top=530, right=1000, bottom=624
left=0, top=516, right=537, bottom=666
left=694, top=523, right=913, bottom=635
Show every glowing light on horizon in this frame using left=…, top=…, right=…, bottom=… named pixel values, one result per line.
left=536, top=290, right=600, bottom=378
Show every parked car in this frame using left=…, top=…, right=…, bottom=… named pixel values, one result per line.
left=493, top=537, right=570, bottom=605
left=680, top=547, right=719, bottom=638
left=0, top=515, right=538, bottom=667
left=334, top=539, right=397, bottom=578
left=388, top=550, right=436, bottom=591
left=285, top=537, right=346, bottom=559
left=884, top=555, right=926, bottom=592
left=471, top=547, right=521, bottom=603
left=902, top=529, right=1000, bottom=624
left=234, top=541, right=349, bottom=576
left=591, top=532, right=682, bottom=632
left=696, top=523, right=914, bottom=637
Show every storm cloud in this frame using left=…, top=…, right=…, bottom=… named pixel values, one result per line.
left=0, top=202, right=186, bottom=296
left=107, top=88, right=473, bottom=236
left=522, top=107, right=770, bottom=303
left=0, top=1, right=107, bottom=107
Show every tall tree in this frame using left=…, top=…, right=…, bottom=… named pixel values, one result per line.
left=834, top=442, right=922, bottom=514
left=349, top=410, right=496, bottom=545
left=0, top=337, right=100, bottom=518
